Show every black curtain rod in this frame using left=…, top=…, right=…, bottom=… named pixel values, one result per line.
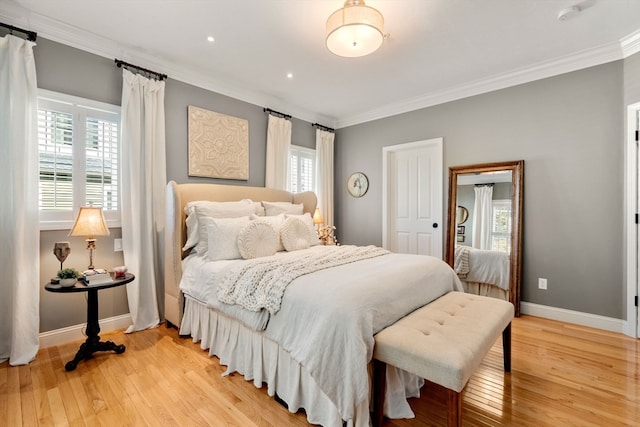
left=474, top=183, right=495, bottom=187
left=115, top=58, right=167, bottom=81
left=312, top=123, right=335, bottom=133
left=0, top=22, right=37, bottom=41
left=263, top=108, right=291, bottom=120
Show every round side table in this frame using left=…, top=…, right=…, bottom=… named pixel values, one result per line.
left=45, top=273, right=135, bottom=371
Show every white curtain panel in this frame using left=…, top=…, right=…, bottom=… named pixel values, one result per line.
left=0, top=35, right=40, bottom=365
left=315, top=129, right=335, bottom=226
left=472, top=185, right=493, bottom=250
left=120, top=69, right=166, bottom=333
left=265, top=115, right=291, bottom=190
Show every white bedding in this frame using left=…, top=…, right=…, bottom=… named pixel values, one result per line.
left=463, top=247, right=510, bottom=290
left=181, top=246, right=463, bottom=425
left=180, top=254, right=271, bottom=330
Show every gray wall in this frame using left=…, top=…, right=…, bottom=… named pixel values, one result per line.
left=34, top=38, right=315, bottom=332
left=27, top=35, right=640, bottom=329
left=624, top=52, right=640, bottom=106
left=335, top=61, right=625, bottom=319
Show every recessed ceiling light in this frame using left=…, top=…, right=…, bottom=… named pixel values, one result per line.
left=286, top=73, right=293, bottom=79
left=557, top=5, right=581, bottom=21
left=207, top=36, right=215, bottom=42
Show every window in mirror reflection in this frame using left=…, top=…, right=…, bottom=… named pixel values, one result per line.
left=491, top=200, right=511, bottom=253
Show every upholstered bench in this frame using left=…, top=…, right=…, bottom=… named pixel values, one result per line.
left=372, top=292, right=514, bottom=427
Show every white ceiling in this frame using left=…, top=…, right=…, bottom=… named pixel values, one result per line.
left=2, top=0, right=639, bottom=128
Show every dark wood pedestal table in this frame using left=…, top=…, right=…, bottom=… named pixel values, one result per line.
left=45, top=273, right=135, bottom=371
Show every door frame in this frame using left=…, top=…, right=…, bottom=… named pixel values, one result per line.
left=382, top=138, right=443, bottom=256
left=624, top=102, right=640, bottom=338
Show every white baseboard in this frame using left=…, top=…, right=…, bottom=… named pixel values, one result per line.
left=520, top=302, right=625, bottom=334
left=39, top=313, right=132, bottom=349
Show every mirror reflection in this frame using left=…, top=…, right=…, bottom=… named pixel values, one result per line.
left=446, top=161, right=524, bottom=316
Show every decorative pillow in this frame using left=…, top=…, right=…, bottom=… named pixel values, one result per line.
left=285, top=212, right=321, bottom=246
left=280, top=216, right=313, bottom=251
left=183, top=199, right=261, bottom=254
left=205, top=216, right=250, bottom=261
left=250, top=213, right=285, bottom=252
left=262, top=201, right=304, bottom=216
left=237, top=221, right=279, bottom=259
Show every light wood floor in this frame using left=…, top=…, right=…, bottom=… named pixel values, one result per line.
left=1, top=315, right=638, bottom=426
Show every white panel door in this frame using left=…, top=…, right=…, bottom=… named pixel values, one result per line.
left=383, top=138, right=443, bottom=258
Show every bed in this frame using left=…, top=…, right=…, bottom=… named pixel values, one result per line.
left=453, top=245, right=510, bottom=301
left=164, top=181, right=463, bottom=427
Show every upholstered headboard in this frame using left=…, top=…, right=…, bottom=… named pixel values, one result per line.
left=164, top=180, right=317, bottom=327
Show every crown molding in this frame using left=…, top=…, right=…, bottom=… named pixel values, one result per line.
left=335, top=40, right=626, bottom=128
left=2, top=4, right=636, bottom=130
left=621, top=29, right=640, bottom=58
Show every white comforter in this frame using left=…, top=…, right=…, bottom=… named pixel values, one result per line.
left=181, top=246, right=462, bottom=424
left=463, top=247, right=510, bottom=290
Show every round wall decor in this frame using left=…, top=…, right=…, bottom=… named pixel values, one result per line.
left=347, top=172, right=369, bottom=198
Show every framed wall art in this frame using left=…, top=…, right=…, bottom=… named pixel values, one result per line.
left=188, top=105, right=249, bottom=180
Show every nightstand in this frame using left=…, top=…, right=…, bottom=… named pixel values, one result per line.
left=45, top=273, right=135, bottom=371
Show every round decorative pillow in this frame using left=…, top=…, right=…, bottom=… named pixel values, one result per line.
left=280, top=216, right=312, bottom=252
left=237, top=221, right=279, bottom=259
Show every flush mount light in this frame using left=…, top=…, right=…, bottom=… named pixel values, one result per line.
left=286, top=72, right=293, bottom=79
left=207, top=36, right=215, bottom=42
left=326, top=0, right=384, bottom=58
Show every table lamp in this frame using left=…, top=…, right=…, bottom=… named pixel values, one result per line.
left=69, top=206, right=110, bottom=270
left=313, top=207, right=324, bottom=232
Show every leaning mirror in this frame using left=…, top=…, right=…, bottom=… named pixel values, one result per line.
left=445, top=160, right=524, bottom=316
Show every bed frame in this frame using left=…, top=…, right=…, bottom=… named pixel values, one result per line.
left=164, top=180, right=317, bottom=327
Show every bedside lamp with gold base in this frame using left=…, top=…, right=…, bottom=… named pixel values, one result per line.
left=69, top=206, right=110, bottom=270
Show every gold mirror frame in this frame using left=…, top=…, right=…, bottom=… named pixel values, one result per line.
left=445, top=160, right=524, bottom=316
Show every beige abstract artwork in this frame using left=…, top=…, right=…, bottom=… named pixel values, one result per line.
left=188, top=105, right=249, bottom=180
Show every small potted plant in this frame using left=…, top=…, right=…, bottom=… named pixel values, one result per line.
left=57, top=268, right=81, bottom=287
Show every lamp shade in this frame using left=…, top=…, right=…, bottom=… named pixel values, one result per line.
left=69, top=207, right=110, bottom=238
left=326, top=0, right=384, bottom=58
left=313, top=207, right=324, bottom=225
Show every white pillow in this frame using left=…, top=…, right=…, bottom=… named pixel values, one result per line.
left=262, top=201, right=304, bottom=216
left=285, top=213, right=321, bottom=246
left=250, top=213, right=285, bottom=252
left=280, top=216, right=313, bottom=251
left=184, top=200, right=261, bottom=254
left=237, top=221, right=279, bottom=259
left=205, top=216, right=250, bottom=261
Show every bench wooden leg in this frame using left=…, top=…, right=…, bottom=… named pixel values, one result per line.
left=502, top=322, right=512, bottom=372
left=372, top=359, right=386, bottom=427
left=446, top=388, right=462, bottom=427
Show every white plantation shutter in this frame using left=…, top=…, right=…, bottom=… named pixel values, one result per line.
left=85, top=117, right=119, bottom=210
left=38, top=90, right=120, bottom=228
left=288, top=145, right=315, bottom=193
left=38, top=108, right=73, bottom=211
left=491, top=199, right=512, bottom=253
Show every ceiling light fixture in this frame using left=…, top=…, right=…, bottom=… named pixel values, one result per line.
left=326, top=0, right=384, bottom=58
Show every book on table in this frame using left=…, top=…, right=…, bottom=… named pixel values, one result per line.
left=82, top=268, right=112, bottom=285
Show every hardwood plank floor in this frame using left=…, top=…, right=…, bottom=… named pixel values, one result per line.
left=1, top=315, right=638, bottom=426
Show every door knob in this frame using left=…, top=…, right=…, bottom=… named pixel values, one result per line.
left=432, top=223, right=438, bottom=228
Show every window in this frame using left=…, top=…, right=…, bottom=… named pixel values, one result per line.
left=491, top=199, right=512, bottom=253
left=38, top=90, right=121, bottom=229
left=288, top=145, right=315, bottom=193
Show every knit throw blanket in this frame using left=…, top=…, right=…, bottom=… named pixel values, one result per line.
left=454, top=245, right=470, bottom=278
left=216, top=245, right=390, bottom=315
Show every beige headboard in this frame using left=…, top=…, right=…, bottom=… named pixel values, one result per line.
left=164, top=180, right=317, bottom=327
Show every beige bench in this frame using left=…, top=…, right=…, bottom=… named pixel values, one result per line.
left=372, top=292, right=514, bottom=427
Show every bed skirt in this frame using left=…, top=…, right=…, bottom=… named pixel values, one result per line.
left=179, top=296, right=424, bottom=427
left=461, top=280, right=509, bottom=300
